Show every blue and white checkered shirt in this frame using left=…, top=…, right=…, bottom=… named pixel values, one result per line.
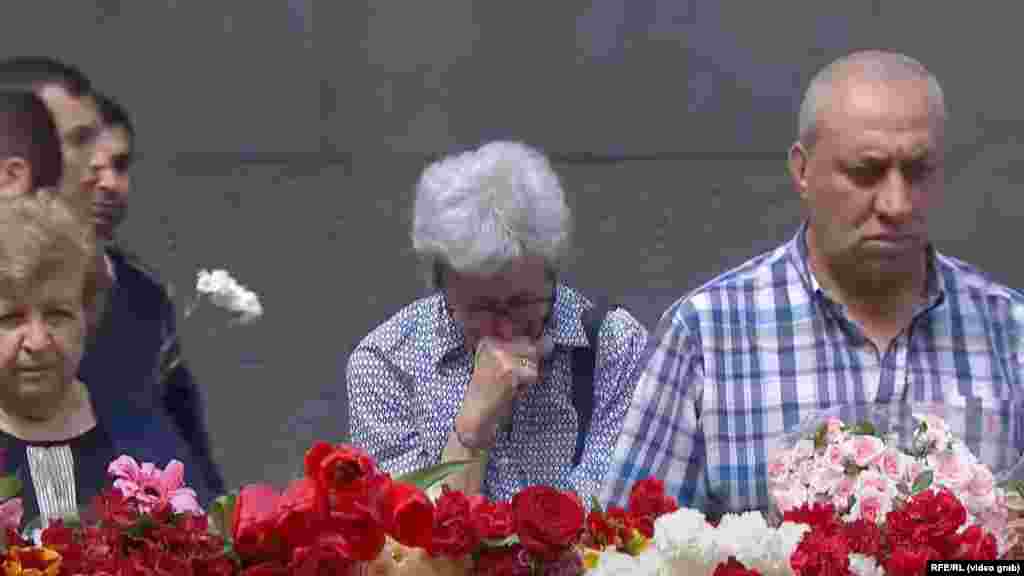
left=348, top=284, right=648, bottom=503
left=602, top=224, right=1024, bottom=516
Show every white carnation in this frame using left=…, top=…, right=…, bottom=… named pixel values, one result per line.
left=196, top=268, right=263, bottom=323
left=589, top=550, right=665, bottom=576
left=654, top=508, right=716, bottom=576
left=849, top=553, right=886, bottom=576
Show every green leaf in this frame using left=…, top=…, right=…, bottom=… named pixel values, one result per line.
left=912, top=470, right=934, bottom=495
left=850, top=421, right=877, bottom=436
left=208, top=492, right=238, bottom=540
left=1002, top=479, right=1024, bottom=499
left=481, top=535, right=520, bottom=548
left=395, top=458, right=479, bottom=491
left=590, top=495, right=604, bottom=515
left=813, top=425, right=828, bottom=450
left=0, top=476, right=21, bottom=500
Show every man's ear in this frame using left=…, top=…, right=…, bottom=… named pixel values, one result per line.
left=787, top=142, right=811, bottom=201
left=0, top=157, right=31, bottom=196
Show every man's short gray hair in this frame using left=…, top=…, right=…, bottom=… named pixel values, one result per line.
left=797, top=50, right=947, bottom=149
left=412, top=141, right=571, bottom=288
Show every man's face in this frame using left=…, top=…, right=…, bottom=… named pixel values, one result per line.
left=88, top=126, right=131, bottom=241
left=37, top=83, right=100, bottom=196
left=791, top=75, right=944, bottom=278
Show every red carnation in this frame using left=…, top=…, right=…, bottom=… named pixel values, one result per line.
left=628, top=477, right=679, bottom=518
left=430, top=486, right=479, bottom=557
left=474, top=544, right=533, bottom=576
left=842, top=518, right=883, bottom=557
left=469, top=496, right=514, bottom=541
left=783, top=501, right=841, bottom=535
left=715, top=557, right=763, bottom=576
left=790, top=528, right=851, bottom=576
left=885, top=546, right=935, bottom=576
left=951, top=525, right=998, bottom=561
left=584, top=508, right=619, bottom=548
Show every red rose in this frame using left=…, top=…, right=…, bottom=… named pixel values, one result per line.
left=469, top=497, right=514, bottom=541
left=474, top=544, right=533, bottom=576
left=232, top=484, right=286, bottom=561
left=304, top=442, right=377, bottom=502
left=628, top=477, right=679, bottom=520
left=885, top=546, right=935, bottom=576
left=276, top=477, right=321, bottom=549
left=511, top=486, right=585, bottom=562
left=951, top=525, right=998, bottom=561
left=430, top=486, right=479, bottom=557
left=714, top=557, right=763, bottom=576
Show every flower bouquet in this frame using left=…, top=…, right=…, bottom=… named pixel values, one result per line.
left=764, top=403, right=1015, bottom=572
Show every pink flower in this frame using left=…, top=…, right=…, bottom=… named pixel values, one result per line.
left=918, top=414, right=951, bottom=450
left=809, top=466, right=845, bottom=496
left=931, top=452, right=972, bottom=491
left=857, top=470, right=889, bottom=495
left=768, top=452, right=790, bottom=481
left=904, top=459, right=925, bottom=485
left=879, top=448, right=905, bottom=481
left=851, top=485, right=892, bottom=522
left=967, top=464, right=994, bottom=498
left=107, top=455, right=202, bottom=515
left=0, top=497, right=22, bottom=531
left=772, top=484, right=809, bottom=513
left=832, top=476, right=856, bottom=510
left=823, top=443, right=846, bottom=471
left=848, top=435, right=885, bottom=467
left=824, top=418, right=846, bottom=443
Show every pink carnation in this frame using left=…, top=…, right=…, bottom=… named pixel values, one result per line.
left=847, top=435, right=885, bottom=467
left=107, top=455, right=202, bottom=515
left=0, top=497, right=22, bottom=531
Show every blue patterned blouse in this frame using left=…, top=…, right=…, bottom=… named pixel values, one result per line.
left=347, top=284, right=648, bottom=502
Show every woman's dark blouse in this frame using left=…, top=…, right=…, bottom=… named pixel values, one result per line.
left=0, top=422, right=119, bottom=524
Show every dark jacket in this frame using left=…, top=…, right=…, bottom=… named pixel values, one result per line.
left=77, top=246, right=226, bottom=505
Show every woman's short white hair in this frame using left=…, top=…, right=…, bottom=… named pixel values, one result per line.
left=412, top=141, right=571, bottom=287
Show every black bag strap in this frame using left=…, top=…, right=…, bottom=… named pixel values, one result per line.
left=570, top=300, right=614, bottom=468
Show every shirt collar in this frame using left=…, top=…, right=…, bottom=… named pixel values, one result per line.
left=429, top=283, right=591, bottom=366
left=787, top=220, right=945, bottom=311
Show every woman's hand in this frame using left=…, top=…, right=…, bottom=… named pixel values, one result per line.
left=455, top=336, right=543, bottom=449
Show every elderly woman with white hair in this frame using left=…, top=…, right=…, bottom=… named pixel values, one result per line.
left=347, top=141, right=648, bottom=500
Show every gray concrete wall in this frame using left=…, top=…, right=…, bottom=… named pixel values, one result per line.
left=3, top=1, right=1023, bottom=490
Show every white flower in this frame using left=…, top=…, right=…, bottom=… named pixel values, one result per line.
left=589, top=550, right=665, bottom=576
left=195, top=268, right=263, bottom=323
left=849, top=553, right=886, bottom=576
left=915, top=413, right=952, bottom=453
left=654, top=508, right=718, bottom=576
left=717, top=512, right=773, bottom=570
left=745, top=522, right=810, bottom=576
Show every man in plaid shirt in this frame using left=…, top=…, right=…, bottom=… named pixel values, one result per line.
left=602, top=50, right=1024, bottom=517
